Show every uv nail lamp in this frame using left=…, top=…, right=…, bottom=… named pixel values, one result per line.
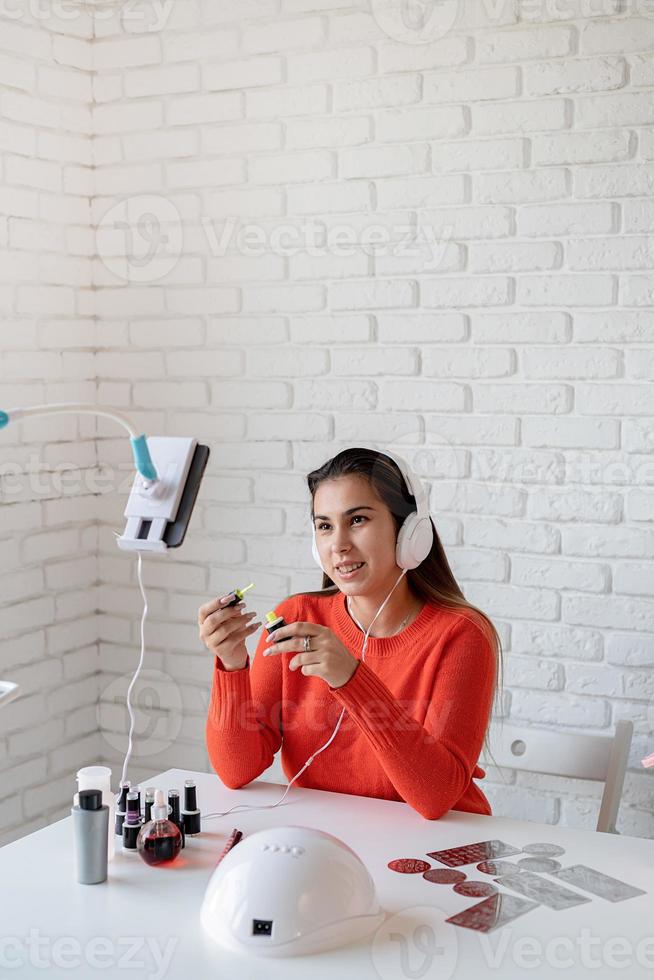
left=200, top=826, right=385, bottom=958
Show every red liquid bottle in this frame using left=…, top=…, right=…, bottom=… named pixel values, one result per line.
left=137, top=789, right=182, bottom=866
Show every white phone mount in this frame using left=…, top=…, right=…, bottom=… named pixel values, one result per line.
left=117, top=436, right=199, bottom=553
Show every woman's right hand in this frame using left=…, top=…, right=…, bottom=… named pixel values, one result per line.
left=198, top=595, right=262, bottom=671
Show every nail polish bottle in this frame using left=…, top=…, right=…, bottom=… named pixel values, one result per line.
left=122, top=791, right=143, bottom=851
left=144, top=787, right=155, bottom=824
left=223, top=582, right=255, bottom=607
left=181, top=779, right=201, bottom=836
left=115, top=780, right=130, bottom=836
left=137, top=789, right=183, bottom=866
left=264, top=611, right=286, bottom=636
left=167, top=789, right=185, bottom=848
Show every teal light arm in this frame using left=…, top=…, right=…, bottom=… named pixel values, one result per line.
left=0, top=404, right=159, bottom=482
left=131, top=435, right=158, bottom=482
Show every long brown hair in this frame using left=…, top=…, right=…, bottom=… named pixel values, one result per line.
left=300, top=447, right=503, bottom=760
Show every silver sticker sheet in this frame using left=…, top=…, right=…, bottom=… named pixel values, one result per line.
left=550, top=865, right=647, bottom=903
left=521, top=842, right=566, bottom=857
left=517, top=857, right=562, bottom=873
left=477, top=859, right=525, bottom=876
left=494, top=869, right=592, bottom=910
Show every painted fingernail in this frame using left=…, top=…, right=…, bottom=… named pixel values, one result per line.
left=220, top=594, right=235, bottom=605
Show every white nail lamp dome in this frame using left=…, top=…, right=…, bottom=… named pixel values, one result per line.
left=201, top=826, right=385, bottom=958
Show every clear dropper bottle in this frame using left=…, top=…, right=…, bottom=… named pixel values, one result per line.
left=136, top=789, right=182, bottom=866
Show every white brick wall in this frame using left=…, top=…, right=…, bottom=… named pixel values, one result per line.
left=0, top=7, right=98, bottom=846
left=1, top=2, right=653, bottom=842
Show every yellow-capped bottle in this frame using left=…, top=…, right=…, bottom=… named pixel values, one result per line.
left=264, top=610, right=285, bottom=636
left=223, top=582, right=255, bottom=607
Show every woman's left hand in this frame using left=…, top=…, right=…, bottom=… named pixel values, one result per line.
left=263, top=622, right=359, bottom=689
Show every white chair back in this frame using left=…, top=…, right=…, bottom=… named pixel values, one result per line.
left=481, top=720, right=633, bottom=834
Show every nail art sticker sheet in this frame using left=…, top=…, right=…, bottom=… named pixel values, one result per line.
left=550, top=865, right=647, bottom=903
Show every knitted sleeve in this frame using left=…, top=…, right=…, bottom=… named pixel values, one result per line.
left=205, top=596, right=298, bottom=789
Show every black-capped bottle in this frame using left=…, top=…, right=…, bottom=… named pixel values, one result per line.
left=181, top=779, right=201, bottom=836
left=72, top=789, right=109, bottom=884
left=122, top=792, right=143, bottom=850
left=264, top=611, right=285, bottom=636
left=168, top=789, right=185, bottom=848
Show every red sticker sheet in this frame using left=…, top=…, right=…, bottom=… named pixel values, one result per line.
left=453, top=881, right=498, bottom=898
left=423, top=868, right=466, bottom=884
left=388, top=858, right=431, bottom=874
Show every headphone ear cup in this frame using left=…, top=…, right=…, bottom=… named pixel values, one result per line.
left=412, top=517, right=434, bottom=564
left=396, top=515, right=433, bottom=570
left=395, top=516, right=415, bottom=570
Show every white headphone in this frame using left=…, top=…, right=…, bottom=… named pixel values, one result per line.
left=311, top=449, right=433, bottom=573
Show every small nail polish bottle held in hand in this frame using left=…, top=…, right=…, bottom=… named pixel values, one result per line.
left=137, top=789, right=182, bottom=866
left=222, top=582, right=255, bottom=607
left=264, top=611, right=285, bottom=636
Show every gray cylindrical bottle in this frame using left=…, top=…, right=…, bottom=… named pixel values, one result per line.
left=72, top=789, right=109, bottom=884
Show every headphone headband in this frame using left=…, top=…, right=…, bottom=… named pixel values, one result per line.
left=378, top=449, right=429, bottom=519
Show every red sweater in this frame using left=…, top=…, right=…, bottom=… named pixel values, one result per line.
left=206, top=590, right=496, bottom=820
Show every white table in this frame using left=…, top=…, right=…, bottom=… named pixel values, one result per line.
left=1, top=768, right=652, bottom=979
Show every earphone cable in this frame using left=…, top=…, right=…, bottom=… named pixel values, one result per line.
left=119, top=550, right=149, bottom=789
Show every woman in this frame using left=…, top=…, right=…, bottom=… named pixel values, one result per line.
left=199, top=448, right=502, bottom=820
